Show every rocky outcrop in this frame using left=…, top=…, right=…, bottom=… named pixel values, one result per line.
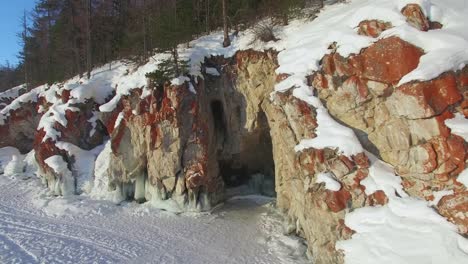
left=0, top=101, right=41, bottom=153
left=311, top=5, right=467, bottom=239
left=105, top=51, right=279, bottom=210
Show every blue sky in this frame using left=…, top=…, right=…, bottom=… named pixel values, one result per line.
left=0, top=0, right=36, bottom=66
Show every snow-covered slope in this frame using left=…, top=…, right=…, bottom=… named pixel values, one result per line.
left=0, top=166, right=308, bottom=264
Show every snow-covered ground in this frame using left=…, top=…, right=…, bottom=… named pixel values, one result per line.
left=0, top=172, right=308, bottom=264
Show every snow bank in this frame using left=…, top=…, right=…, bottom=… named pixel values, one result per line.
left=55, top=142, right=104, bottom=194
left=275, top=0, right=468, bottom=90
left=37, top=102, right=80, bottom=142
left=294, top=104, right=363, bottom=157
left=0, top=147, right=38, bottom=178
left=44, top=155, right=70, bottom=176
left=88, top=141, right=118, bottom=200
left=205, top=67, right=220, bottom=76
left=0, top=86, right=44, bottom=125
left=0, top=84, right=26, bottom=102
left=3, top=155, right=25, bottom=177
left=279, top=0, right=468, bottom=157
left=445, top=113, right=468, bottom=141
left=360, top=152, right=407, bottom=197
left=336, top=151, right=468, bottom=263
left=336, top=196, right=468, bottom=264
left=0, top=147, right=22, bottom=174
left=44, top=155, right=74, bottom=196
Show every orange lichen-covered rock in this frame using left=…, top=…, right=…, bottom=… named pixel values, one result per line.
left=358, top=37, right=424, bottom=84
left=398, top=72, right=462, bottom=117
left=325, top=188, right=352, bottom=213
left=357, top=20, right=392, bottom=37
left=401, top=4, right=430, bottom=31
left=438, top=191, right=468, bottom=234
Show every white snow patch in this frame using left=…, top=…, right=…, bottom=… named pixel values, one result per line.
left=316, top=172, right=341, bottom=191
left=3, top=155, right=25, bottom=177
left=89, top=141, right=119, bottom=201
left=445, top=113, right=468, bottom=141
left=0, top=86, right=44, bottom=125
left=360, top=151, right=407, bottom=197
left=337, top=151, right=468, bottom=264
left=295, top=105, right=363, bottom=157
left=44, top=155, right=70, bottom=176
left=88, top=111, right=98, bottom=137
left=55, top=142, right=103, bottom=194
left=336, top=196, right=468, bottom=264
left=205, top=67, right=220, bottom=76
left=0, top=84, right=26, bottom=101
left=275, top=0, right=468, bottom=95
left=170, top=76, right=190, bottom=86
left=0, top=147, right=22, bottom=174
left=37, top=102, right=80, bottom=142
left=114, top=112, right=125, bottom=129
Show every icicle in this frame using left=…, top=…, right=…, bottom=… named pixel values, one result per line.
left=134, top=174, right=146, bottom=202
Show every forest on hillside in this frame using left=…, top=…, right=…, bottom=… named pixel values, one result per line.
left=0, top=0, right=328, bottom=92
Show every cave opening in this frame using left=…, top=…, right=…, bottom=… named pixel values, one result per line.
left=211, top=100, right=275, bottom=197
left=211, top=100, right=227, bottom=151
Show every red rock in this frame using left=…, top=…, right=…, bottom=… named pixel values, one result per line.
left=353, top=168, right=369, bottom=190
left=368, top=190, right=388, bottom=206
left=401, top=4, right=430, bottom=31
left=311, top=73, right=329, bottom=89
left=352, top=153, right=370, bottom=168
left=399, top=72, right=462, bottom=116
left=421, top=142, right=438, bottom=174
left=321, top=54, right=336, bottom=75
left=358, top=37, right=424, bottom=84
left=357, top=20, right=392, bottom=38
left=325, top=188, right=351, bottom=213
left=333, top=53, right=355, bottom=77
left=438, top=191, right=468, bottom=234
left=429, top=21, right=443, bottom=30
left=339, top=155, right=355, bottom=171
left=429, top=135, right=466, bottom=176
left=435, top=111, right=455, bottom=138
left=61, top=89, right=71, bottom=103
left=276, top=73, right=290, bottom=83
left=462, top=99, right=468, bottom=118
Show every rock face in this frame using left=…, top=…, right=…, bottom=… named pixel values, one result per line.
left=312, top=6, right=467, bottom=242
left=0, top=3, right=466, bottom=264
left=106, top=51, right=279, bottom=210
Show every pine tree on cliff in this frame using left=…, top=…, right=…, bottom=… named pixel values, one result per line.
left=153, top=0, right=194, bottom=76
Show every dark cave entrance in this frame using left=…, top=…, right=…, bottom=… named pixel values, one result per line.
left=210, top=100, right=276, bottom=197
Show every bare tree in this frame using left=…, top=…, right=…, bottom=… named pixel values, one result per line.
left=222, top=0, right=230, bottom=47
left=21, top=10, right=29, bottom=89
left=86, top=0, right=92, bottom=79
left=205, top=0, right=210, bottom=33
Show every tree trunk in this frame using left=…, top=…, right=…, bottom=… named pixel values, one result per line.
left=86, top=0, right=92, bottom=79
left=22, top=10, right=29, bottom=89
left=205, top=0, right=210, bottom=33
left=222, top=0, right=230, bottom=47
left=143, top=0, right=147, bottom=61
left=172, top=47, right=180, bottom=76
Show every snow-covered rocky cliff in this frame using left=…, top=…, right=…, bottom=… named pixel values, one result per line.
left=1, top=0, right=467, bottom=263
